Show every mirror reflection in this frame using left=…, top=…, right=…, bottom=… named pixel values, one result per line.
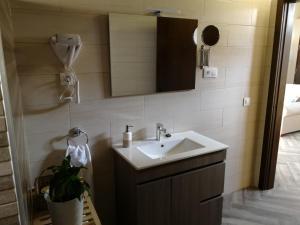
left=109, top=13, right=198, bottom=97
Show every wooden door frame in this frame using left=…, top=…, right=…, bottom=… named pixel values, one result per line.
left=259, top=0, right=297, bottom=190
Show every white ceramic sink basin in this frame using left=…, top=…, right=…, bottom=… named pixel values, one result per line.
left=112, top=131, right=228, bottom=170
left=137, top=138, right=205, bottom=159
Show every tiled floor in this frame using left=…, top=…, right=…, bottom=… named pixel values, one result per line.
left=222, top=132, right=300, bottom=225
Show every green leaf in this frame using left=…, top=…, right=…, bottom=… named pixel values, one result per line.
left=47, top=157, right=91, bottom=202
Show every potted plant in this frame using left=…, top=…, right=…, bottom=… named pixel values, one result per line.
left=43, top=156, right=90, bottom=225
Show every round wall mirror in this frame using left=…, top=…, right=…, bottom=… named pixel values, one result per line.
left=202, top=25, right=220, bottom=46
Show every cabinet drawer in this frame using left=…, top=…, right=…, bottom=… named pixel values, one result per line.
left=172, top=163, right=225, bottom=202
left=172, top=196, right=223, bottom=225
left=198, top=197, right=223, bottom=225
left=171, top=163, right=225, bottom=225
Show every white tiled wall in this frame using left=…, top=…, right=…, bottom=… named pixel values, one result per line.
left=11, top=0, right=277, bottom=224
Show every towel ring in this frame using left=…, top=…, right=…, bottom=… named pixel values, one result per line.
left=67, top=127, right=89, bottom=146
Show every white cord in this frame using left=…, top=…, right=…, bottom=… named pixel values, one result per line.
left=76, top=79, right=80, bottom=104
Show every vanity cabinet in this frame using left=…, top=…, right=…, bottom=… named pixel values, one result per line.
left=114, top=149, right=226, bottom=225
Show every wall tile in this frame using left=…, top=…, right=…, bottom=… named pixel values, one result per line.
left=15, top=43, right=61, bottom=75
left=0, top=147, right=10, bottom=162
left=223, top=104, right=259, bottom=128
left=70, top=96, right=144, bottom=122
left=0, top=189, right=16, bottom=205
left=200, top=87, right=244, bottom=110
left=200, top=89, right=225, bottom=110
left=0, top=102, right=4, bottom=116
left=23, top=103, right=70, bottom=135
left=0, top=132, right=9, bottom=147
left=103, top=0, right=142, bottom=14
left=251, top=0, right=272, bottom=27
left=225, top=66, right=264, bottom=87
left=146, top=91, right=201, bottom=126
left=25, top=130, right=68, bottom=163
left=19, top=74, right=60, bottom=106
left=15, top=43, right=109, bottom=75
left=0, top=215, right=20, bottom=225
left=227, top=25, right=268, bottom=47
left=11, top=0, right=60, bottom=11
left=203, top=0, right=252, bottom=25
left=0, top=161, right=12, bottom=177
left=0, top=117, right=6, bottom=132
left=201, top=121, right=258, bottom=144
left=173, top=109, right=223, bottom=132
left=0, top=176, right=14, bottom=191
left=212, top=46, right=266, bottom=68
left=58, top=0, right=142, bottom=14
left=13, top=12, right=108, bottom=45
left=58, top=0, right=106, bottom=13
left=0, top=202, right=18, bottom=219
left=170, top=0, right=204, bottom=18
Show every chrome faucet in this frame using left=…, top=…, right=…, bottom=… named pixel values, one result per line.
left=156, top=123, right=166, bottom=141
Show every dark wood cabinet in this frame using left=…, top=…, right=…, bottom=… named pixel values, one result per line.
left=156, top=17, right=197, bottom=92
left=114, top=150, right=226, bottom=225
left=137, top=178, right=171, bottom=225
left=172, top=163, right=225, bottom=225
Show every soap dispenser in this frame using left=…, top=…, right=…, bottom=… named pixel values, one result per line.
left=123, top=125, right=133, bottom=148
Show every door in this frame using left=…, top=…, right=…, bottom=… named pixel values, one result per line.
left=136, top=178, right=171, bottom=225
left=259, top=0, right=296, bottom=190
left=171, top=163, right=225, bottom=225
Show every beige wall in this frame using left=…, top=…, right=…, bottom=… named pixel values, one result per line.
left=0, top=0, right=30, bottom=224
left=11, top=0, right=277, bottom=224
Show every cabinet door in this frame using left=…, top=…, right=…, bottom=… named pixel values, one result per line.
left=157, top=17, right=197, bottom=92
left=172, top=163, right=225, bottom=225
left=137, top=178, right=171, bottom=225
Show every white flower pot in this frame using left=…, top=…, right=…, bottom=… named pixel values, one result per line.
left=46, top=197, right=83, bottom=225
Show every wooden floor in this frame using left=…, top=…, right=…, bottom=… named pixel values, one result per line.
left=222, top=132, right=300, bottom=225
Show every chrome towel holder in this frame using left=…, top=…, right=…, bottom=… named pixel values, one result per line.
left=67, top=127, right=89, bottom=145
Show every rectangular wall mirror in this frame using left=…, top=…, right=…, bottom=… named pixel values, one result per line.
left=109, top=13, right=198, bottom=97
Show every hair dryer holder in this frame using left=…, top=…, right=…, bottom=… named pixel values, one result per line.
left=50, top=34, right=82, bottom=104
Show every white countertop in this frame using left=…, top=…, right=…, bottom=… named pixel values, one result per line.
left=112, top=131, right=228, bottom=170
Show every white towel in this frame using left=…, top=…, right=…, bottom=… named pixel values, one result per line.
left=66, top=142, right=94, bottom=191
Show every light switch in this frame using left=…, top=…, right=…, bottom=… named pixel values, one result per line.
left=203, top=66, right=218, bottom=78
left=243, top=97, right=251, bottom=107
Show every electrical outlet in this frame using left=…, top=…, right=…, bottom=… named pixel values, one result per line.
left=243, top=97, right=251, bottom=107
left=203, top=66, right=218, bottom=78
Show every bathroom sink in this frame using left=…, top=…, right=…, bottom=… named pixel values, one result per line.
left=137, top=138, right=204, bottom=159
left=113, top=130, right=228, bottom=170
